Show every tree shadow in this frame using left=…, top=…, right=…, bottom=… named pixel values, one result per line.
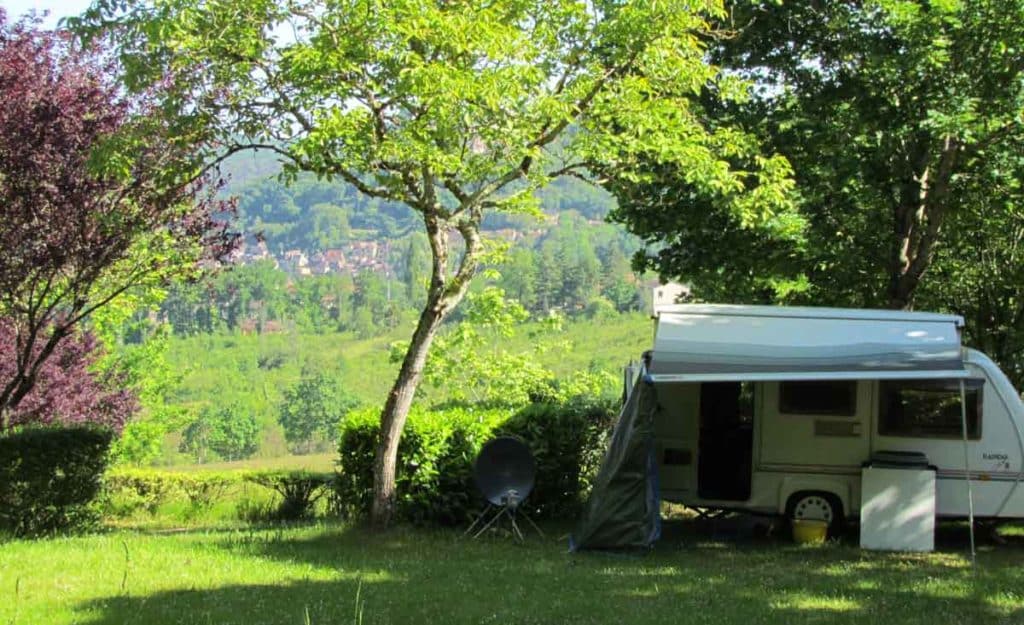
left=72, top=518, right=1024, bottom=625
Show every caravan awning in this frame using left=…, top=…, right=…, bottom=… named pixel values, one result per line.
left=648, top=305, right=968, bottom=383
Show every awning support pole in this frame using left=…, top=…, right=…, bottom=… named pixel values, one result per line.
left=960, top=378, right=976, bottom=564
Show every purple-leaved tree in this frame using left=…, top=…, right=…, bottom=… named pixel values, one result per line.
left=0, top=12, right=238, bottom=431
left=0, top=320, right=136, bottom=432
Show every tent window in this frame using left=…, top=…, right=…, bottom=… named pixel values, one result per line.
left=778, top=381, right=857, bottom=416
left=878, top=379, right=983, bottom=440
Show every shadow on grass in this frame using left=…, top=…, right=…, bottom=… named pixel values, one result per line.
left=73, top=517, right=1024, bottom=625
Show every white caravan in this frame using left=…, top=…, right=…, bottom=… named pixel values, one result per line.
left=644, top=304, right=1024, bottom=532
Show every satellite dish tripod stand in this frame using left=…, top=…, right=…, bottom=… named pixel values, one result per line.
left=464, top=490, right=545, bottom=541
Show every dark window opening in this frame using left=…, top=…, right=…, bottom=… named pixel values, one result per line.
left=878, top=379, right=983, bottom=440
left=779, top=380, right=857, bottom=416
left=702, top=381, right=755, bottom=425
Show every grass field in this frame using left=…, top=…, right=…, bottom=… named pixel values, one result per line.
left=3, top=518, right=1024, bottom=625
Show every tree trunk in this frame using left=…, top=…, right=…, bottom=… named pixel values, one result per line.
left=369, top=211, right=483, bottom=528
left=370, top=296, right=445, bottom=527
left=887, top=266, right=917, bottom=311
left=887, top=137, right=960, bottom=310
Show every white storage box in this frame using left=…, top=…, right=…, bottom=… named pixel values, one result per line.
left=860, top=465, right=936, bottom=552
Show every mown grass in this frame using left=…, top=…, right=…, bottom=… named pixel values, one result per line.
left=3, top=518, right=1024, bottom=625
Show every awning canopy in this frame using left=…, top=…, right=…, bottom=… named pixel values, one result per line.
left=648, top=304, right=968, bottom=383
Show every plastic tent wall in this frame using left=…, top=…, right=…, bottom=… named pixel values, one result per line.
left=570, top=377, right=660, bottom=551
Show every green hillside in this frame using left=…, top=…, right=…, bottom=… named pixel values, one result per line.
left=160, top=313, right=652, bottom=463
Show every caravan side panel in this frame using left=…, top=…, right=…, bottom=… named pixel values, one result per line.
left=870, top=359, right=1024, bottom=518
left=759, top=381, right=872, bottom=469
left=654, top=383, right=700, bottom=502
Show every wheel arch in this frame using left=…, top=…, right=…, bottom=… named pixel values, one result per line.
left=777, top=476, right=853, bottom=518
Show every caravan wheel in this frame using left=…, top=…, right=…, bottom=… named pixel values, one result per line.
left=786, top=492, right=844, bottom=535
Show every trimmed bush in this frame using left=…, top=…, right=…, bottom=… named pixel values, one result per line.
left=103, top=469, right=245, bottom=516
left=333, top=398, right=617, bottom=525
left=102, top=469, right=181, bottom=516
left=176, top=472, right=235, bottom=510
left=103, top=468, right=332, bottom=522
left=0, top=427, right=114, bottom=537
left=335, top=406, right=505, bottom=525
left=496, top=399, right=616, bottom=518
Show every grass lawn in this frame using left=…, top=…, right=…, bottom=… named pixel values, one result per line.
left=3, top=518, right=1024, bottom=625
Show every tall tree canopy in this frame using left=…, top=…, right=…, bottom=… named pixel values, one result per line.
left=611, top=0, right=1024, bottom=310
left=0, top=12, right=237, bottom=429
left=77, top=0, right=799, bottom=525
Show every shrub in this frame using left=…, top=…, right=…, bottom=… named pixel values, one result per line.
left=103, top=468, right=181, bottom=516
left=0, top=427, right=114, bottom=537
left=333, top=398, right=617, bottom=525
left=247, top=471, right=332, bottom=520
left=496, top=398, right=616, bottom=518
left=103, top=468, right=333, bottom=522
left=103, top=469, right=243, bottom=516
left=176, top=472, right=235, bottom=510
left=334, top=406, right=505, bottom=525
left=585, top=296, right=619, bottom=321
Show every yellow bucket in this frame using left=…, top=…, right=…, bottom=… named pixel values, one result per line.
left=792, top=519, right=828, bottom=545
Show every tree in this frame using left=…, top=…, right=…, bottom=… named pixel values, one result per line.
left=0, top=321, right=136, bottom=432
left=309, top=202, right=351, bottom=250
left=180, top=406, right=260, bottom=463
left=610, top=1, right=1024, bottom=310
left=88, top=284, right=192, bottom=464
left=278, top=369, right=360, bottom=454
left=408, top=287, right=615, bottom=407
left=80, top=0, right=797, bottom=525
left=0, top=14, right=237, bottom=430
left=915, top=154, right=1024, bottom=387
left=500, top=248, right=539, bottom=312
left=107, top=324, right=191, bottom=464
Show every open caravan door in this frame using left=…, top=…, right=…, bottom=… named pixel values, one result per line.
left=570, top=372, right=661, bottom=551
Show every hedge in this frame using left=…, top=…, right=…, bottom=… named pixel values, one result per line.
left=0, top=427, right=114, bottom=537
left=103, top=468, right=333, bottom=521
left=334, top=399, right=617, bottom=525
left=334, top=406, right=504, bottom=525
left=495, top=400, right=615, bottom=518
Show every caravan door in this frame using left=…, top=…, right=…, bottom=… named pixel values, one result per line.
left=653, top=383, right=700, bottom=502
left=697, top=382, right=754, bottom=500
left=759, top=380, right=872, bottom=470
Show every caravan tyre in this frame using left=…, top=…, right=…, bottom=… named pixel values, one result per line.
left=786, top=492, right=844, bottom=537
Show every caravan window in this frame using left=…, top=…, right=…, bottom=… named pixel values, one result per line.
left=778, top=381, right=857, bottom=416
left=878, top=379, right=982, bottom=440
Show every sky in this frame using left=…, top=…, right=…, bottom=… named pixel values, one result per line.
left=2, top=0, right=93, bottom=27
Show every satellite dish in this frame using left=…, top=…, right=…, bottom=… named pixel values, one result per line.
left=473, top=437, right=536, bottom=508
